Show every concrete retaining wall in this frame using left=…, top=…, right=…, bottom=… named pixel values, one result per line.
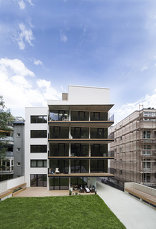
left=0, top=176, right=25, bottom=193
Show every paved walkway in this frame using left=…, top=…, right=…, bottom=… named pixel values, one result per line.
left=14, top=187, right=69, bottom=197
left=14, top=187, right=94, bottom=197
left=97, top=182, right=156, bottom=229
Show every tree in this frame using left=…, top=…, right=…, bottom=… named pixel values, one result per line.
left=0, top=97, right=14, bottom=171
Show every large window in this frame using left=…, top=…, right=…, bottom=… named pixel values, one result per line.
left=49, top=159, right=69, bottom=173
left=49, top=143, right=69, bottom=156
left=30, top=174, right=47, bottom=187
left=71, top=127, right=89, bottom=139
left=49, top=177, right=69, bottom=190
left=91, top=144, right=108, bottom=156
left=71, top=177, right=87, bottom=186
left=31, top=130, right=47, bottom=138
left=49, top=127, right=69, bottom=138
left=90, top=128, right=107, bottom=139
left=71, top=111, right=89, bottom=121
left=31, top=115, right=47, bottom=123
left=30, top=160, right=47, bottom=168
left=30, top=145, right=47, bottom=153
left=71, top=144, right=89, bottom=156
left=49, top=110, right=69, bottom=121
left=90, top=160, right=107, bottom=173
left=71, top=160, right=89, bottom=173
left=90, top=112, right=108, bottom=121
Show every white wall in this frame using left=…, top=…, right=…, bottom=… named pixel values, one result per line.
left=0, top=176, right=25, bottom=193
left=25, top=107, right=48, bottom=187
left=68, top=86, right=110, bottom=104
left=48, top=85, right=111, bottom=105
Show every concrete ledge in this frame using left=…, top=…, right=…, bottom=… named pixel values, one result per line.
left=0, top=183, right=26, bottom=201
left=124, top=182, right=156, bottom=207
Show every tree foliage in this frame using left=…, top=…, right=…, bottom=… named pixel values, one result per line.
left=0, top=96, right=14, bottom=163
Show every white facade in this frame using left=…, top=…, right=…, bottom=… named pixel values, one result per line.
left=25, top=107, right=48, bottom=187
left=48, top=85, right=110, bottom=105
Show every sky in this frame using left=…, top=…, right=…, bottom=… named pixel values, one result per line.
left=0, top=0, right=156, bottom=123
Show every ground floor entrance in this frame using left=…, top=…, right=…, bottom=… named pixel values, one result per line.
left=30, top=174, right=47, bottom=187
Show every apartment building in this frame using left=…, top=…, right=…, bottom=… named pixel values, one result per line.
left=110, top=108, right=156, bottom=188
left=0, top=117, right=25, bottom=181
left=25, top=86, right=114, bottom=190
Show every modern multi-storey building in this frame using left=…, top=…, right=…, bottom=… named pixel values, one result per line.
left=110, top=108, right=156, bottom=188
left=25, top=86, right=114, bottom=190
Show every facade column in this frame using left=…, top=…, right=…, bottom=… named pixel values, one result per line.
left=89, top=144, right=91, bottom=173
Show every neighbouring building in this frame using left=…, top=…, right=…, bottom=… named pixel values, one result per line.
left=13, top=117, right=25, bottom=178
left=110, top=108, right=156, bottom=188
left=0, top=129, right=14, bottom=181
left=25, top=85, right=114, bottom=190
left=0, top=117, right=25, bottom=181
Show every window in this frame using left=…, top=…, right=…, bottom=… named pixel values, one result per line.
left=49, top=110, right=69, bottom=121
left=91, top=144, right=107, bottom=156
left=17, top=148, right=20, bottom=151
left=71, top=111, right=89, bottom=121
left=90, top=128, right=107, bottom=138
left=71, top=160, right=89, bottom=173
left=49, top=160, right=69, bottom=173
left=49, top=143, right=69, bottom=156
left=144, top=145, right=151, bottom=149
left=17, top=133, right=20, bottom=137
left=31, top=115, right=47, bottom=123
left=71, top=144, right=89, bottom=156
left=30, top=130, right=47, bottom=138
left=49, top=127, right=69, bottom=139
left=30, top=174, right=47, bottom=187
left=90, top=160, right=107, bottom=173
left=71, top=127, right=89, bottom=139
left=90, top=112, right=108, bottom=121
left=17, top=162, right=21, bottom=166
left=143, top=131, right=151, bottom=139
left=30, top=145, right=47, bottom=153
left=30, top=160, right=47, bottom=168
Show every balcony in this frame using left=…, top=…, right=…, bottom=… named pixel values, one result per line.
left=0, top=136, right=14, bottom=144
left=48, top=111, right=114, bottom=128
left=49, top=126, right=113, bottom=143
left=48, top=120, right=114, bottom=128
left=48, top=168, right=114, bottom=177
left=0, top=166, right=14, bottom=174
left=48, top=138, right=113, bottom=144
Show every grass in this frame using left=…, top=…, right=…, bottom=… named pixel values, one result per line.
left=0, top=195, right=125, bottom=229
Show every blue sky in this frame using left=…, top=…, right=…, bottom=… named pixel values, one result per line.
left=0, top=0, right=156, bottom=122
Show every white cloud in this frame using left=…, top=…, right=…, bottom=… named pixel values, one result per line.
left=34, top=60, right=43, bottom=65
left=0, top=58, right=61, bottom=117
left=17, top=23, right=34, bottom=50
left=27, top=0, right=33, bottom=6
left=114, top=91, right=156, bottom=124
left=60, top=33, right=68, bottom=43
left=18, top=0, right=25, bottom=9
left=0, top=58, right=34, bottom=77
left=18, top=0, right=33, bottom=9
left=37, top=79, right=51, bottom=88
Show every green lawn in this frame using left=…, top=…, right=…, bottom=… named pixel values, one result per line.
left=0, top=195, right=125, bottom=229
